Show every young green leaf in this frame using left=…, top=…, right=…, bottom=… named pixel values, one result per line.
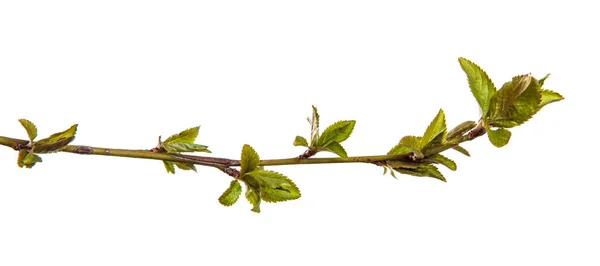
left=174, top=162, right=197, bottom=172
left=387, top=143, right=412, bottom=156
left=447, top=121, right=477, bottom=141
left=489, top=74, right=541, bottom=128
left=35, top=124, right=78, bottom=146
left=163, top=161, right=175, bottom=174
left=426, top=154, right=457, bottom=171
left=163, top=126, right=199, bottom=144
left=219, top=180, right=242, bottom=206
left=18, top=119, right=37, bottom=142
left=240, top=144, right=260, bottom=176
left=538, top=89, right=564, bottom=109
left=318, top=120, right=356, bottom=147
left=388, top=136, right=424, bottom=158
left=321, top=141, right=348, bottom=158
left=486, top=127, right=512, bottom=148
left=245, top=169, right=301, bottom=202
left=452, top=145, right=470, bottom=157
left=458, top=57, right=497, bottom=117
left=421, top=109, right=446, bottom=147
left=17, top=150, right=42, bottom=169
left=163, top=142, right=210, bottom=153
left=393, top=164, right=446, bottom=182
left=33, top=136, right=75, bottom=153
left=539, top=73, right=550, bottom=86
left=293, top=136, right=309, bottom=147
left=245, top=183, right=261, bottom=213
left=309, top=105, right=320, bottom=147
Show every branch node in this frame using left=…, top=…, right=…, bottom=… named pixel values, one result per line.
left=73, top=145, right=94, bottom=154
left=223, top=167, right=240, bottom=179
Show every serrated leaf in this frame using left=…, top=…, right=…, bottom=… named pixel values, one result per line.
left=318, top=120, right=356, bottom=147
left=422, top=109, right=446, bottom=147
left=393, top=164, right=446, bottom=182
left=19, top=119, right=37, bottom=141
left=35, top=124, right=78, bottom=146
left=321, top=141, right=348, bottom=158
left=309, top=105, right=320, bottom=147
left=387, top=143, right=412, bottom=155
left=447, top=121, right=477, bottom=141
left=240, top=144, right=260, bottom=176
left=389, top=136, right=424, bottom=159
left=489, top=74, right=541, bottom=128
left=175, top=162, right=197, bottom=172
left=163, top=142, right=210, bottom=153
left=458, top=57, right=497, bottom=117
left=245, top=170, right=301, bottom=203
left=163, top=161, right=175, bottom=174
left=219, top=180, right=242, bottom=206
left=427, top=154, right=457, bottom=171
left=538, top=89, right=564, bottom=109
left=539, top=73, right=550, bottom=86
left=163, top=126, right=199, bottom=144
left=33, top=136, right=75, bottom=153
left=452, top=145, right=470, bottom=157
left=293, top=136, right=308, bottom=147
left=17, top=150, right=42, bottom=169
left=245, top=183, right=261, bottom=213
left=486, top=127, right=511, bottom=148
left=399, top=135, right=423, bottom=150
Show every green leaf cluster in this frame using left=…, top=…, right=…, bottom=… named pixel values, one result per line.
left=458, top=58, right=564, bottom=148
left=218, top=144, right=301, bottom=212
left=16, top=119, right=78, bottom=168
left=158, top=126, right=211, bottom=174
left=385, top=109, right=465, bottom=182
left=293, top=106, right=356, bottom=158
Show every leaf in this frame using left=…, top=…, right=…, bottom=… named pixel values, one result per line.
left=421, top=109, right=446, bottom=147
left=245, top=170, right=301, bottom=203
left=175, top=162, right=197, bottom=172
left=489, top=74, right=541, bottom=128
left=399, top=136, right=423, bottom=150
left=452, top=145, right=470, bottom=157
left=163, top=126, right=199, bottom=144
left=163, top=142, right=210, bottom=153
left=245, top=183, right=261, bottom=213
left=35, top=124, right=78, bottom=146
left=486, top=127, right=512, bottom=148
left=538, top=89, right=564, bottom=109
left=321, top=141, right=348, bottom=158
left=539, top=73, right=550, bottom=86
left=427, top=154, right=457, bottom=171
left=219, top=180, right=242, bottom=206
left=33, top=136, right=75, bottom=153
left=458, top=57, right=497, bottom=117
left=309, top=105, right=320, bottom=147
left=388, top=136, right=424, bottom=158
left=387, top=143, right=412, bottom=155
left=447, top=121, right=477, bottom=141
left=17, top=150, right=42, bottom=169
left=240, top=144, right=260, bottom=176
left=318, top=120, right=356, bottom=147
left=19, top=119, right=37, bottom=141
left=393, top=164, right=446, bottom=182
left=293, top=136, right=309, bottom=147
left=163, top=161, right=175, bottom=174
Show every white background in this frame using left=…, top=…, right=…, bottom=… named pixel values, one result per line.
left=0, top=1, right=597, bottom=265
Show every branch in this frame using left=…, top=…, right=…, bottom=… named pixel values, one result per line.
left=0, top=58, right=564, bottom=213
